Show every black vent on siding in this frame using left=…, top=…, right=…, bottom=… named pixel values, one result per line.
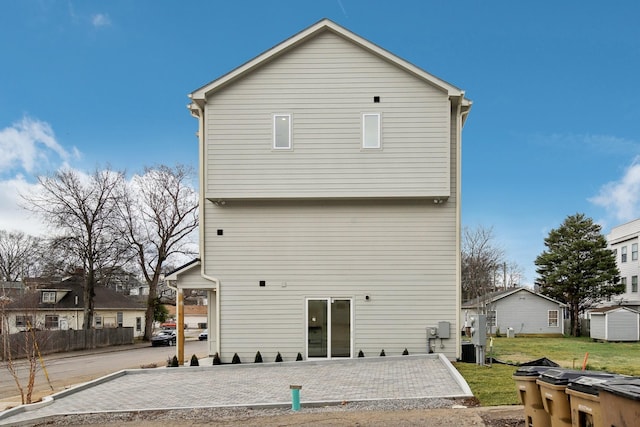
left=217, top=229, right=223, bottom=236
left=373, top=96, right=380, bottom=103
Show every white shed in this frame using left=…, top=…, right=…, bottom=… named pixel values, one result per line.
left=590, top=306, right=640, bottom=342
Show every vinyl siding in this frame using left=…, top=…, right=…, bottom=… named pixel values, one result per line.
left=204, top=199, right=458, bottom=361
left=204, top=31, right=451, bottom=200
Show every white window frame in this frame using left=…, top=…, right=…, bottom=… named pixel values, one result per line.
left=95, top=316, right=102, bottom=328
left=633, top=275, right=638, bottom=293
left=273, top=114, right=292, bottom=149
left=16, top=315, right=33, bottom=328
left=45, top=314, right=59, bottom=329
left=633, top=243, right=638, bottom=261
left=621, top=246, right=627, bottom=263
left=42, top=291, right=56, bottom=303
left=548, top=310, right=559, bottom=328
left=362, top=113, right=381, bottom=149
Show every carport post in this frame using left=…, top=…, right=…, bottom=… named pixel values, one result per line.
left=177, top=289, right=185, bottom=365
left=290, top=385, right=302, bottom=411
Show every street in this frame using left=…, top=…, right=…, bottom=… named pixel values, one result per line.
left=0, top=339, right=208, bottom=404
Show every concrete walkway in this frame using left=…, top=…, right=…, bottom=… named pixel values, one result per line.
left=0, top=354, right=472, bottom=426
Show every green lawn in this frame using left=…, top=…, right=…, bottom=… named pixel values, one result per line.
left=454, top=336, right=640, bottom=406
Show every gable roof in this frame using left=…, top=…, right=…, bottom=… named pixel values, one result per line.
left=462, top=287, right=566, bottom=309
left=6, top=277, right=146, bottom=311
left=189, top=18, right=471, bottom=111
left=590, top=306, right=640, bottom=315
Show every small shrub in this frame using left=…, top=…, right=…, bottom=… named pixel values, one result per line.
left=296, top=352, right=303, bottom=361
left=255, top=351, right=263, bottom=363
left=212, top=353, right=221, bottom=365
left=275, top=352, right=283, bottom=362
left=232, top=353, right=241, bottom=364
left=170, top=355, right=179, bottom=367
left=380, top=349, right=385, bottom=357
left=495, top=327, right=501, bottom=338
left=190, top=354, right=199, bottom=366
left=402, top=348, right=409, bottom=355
left=358, top=350, right=365, bottom=358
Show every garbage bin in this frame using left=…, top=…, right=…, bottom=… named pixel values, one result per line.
left=565, top=376, right=617, bottom=427
left=513, top=366, right=555, bottom=427
left=594, top=377, right=640, bottom=427
left=507, top=327, right=515, bottom=338
left=537, top=369, right=618, bottom=427
left=461, top=342, right=475, bottom=363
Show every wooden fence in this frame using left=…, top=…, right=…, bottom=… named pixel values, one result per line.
left=1, top=327, right=134, bottom=360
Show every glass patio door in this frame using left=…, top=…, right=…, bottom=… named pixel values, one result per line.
left=306, top=298, right=351, bottom=358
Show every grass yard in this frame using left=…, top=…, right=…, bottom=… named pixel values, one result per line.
left=454, top=336, right=640, bottom=406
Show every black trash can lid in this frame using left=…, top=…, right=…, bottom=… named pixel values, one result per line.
left=514, top=366, right=556, bottom=377
left=594, top=377, right=640, bottom=401
left=568, top=375, right=626, bottom=396
left=538, top=369, right=617, bottom=386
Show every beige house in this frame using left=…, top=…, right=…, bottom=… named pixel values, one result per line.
left=2, top=277, right=147, bottom=338
left=172, top=19, right=471, bottom=362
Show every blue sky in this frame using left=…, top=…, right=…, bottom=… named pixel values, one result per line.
left=2, top=1, right=640, bottom=285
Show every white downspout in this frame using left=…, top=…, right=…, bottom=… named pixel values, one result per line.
left=190, top=100, right=222, bottom=357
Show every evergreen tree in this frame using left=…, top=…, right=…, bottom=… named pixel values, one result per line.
left=535, top=213, right=622, bottom=336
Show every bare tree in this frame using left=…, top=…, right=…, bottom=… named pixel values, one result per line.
left=23, top=168, right=129, bottom=329
left=0, top=230, right=42, bottom=281
left=118, top=164, right=198, bottom=340
left=461, top=225, right=504, bottom=303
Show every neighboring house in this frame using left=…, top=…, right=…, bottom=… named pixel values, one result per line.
left=606, top=219, right=640, bottom=311
left=165, top=304, right=208, bottom=329
left=171, top=19, right=472, bottom=362
left=2, top=275, right=147, bottom=337
left=590, top=306, right=640, bottom=342
left=461, top=288, right=567, bottom=336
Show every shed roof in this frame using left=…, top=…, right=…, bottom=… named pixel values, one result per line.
left=462, top=287, right=566, bottom=309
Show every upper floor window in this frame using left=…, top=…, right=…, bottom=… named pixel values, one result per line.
left=362, top=113, right=380, bottom=149
left=273, top=114, right=291, bottom=149
left=621, top=246, right=627, bottom=263
left=548, top=310, right=559, bottom=328
left=621, top=277, right=628, bottom=292
left=42, top=291, right=56, bottom=303
left=633, top=243, right=638, bottom=261
left=633, top=276, right=638, bottom=293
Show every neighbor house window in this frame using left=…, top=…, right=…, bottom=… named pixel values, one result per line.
left=621, top=246, right=627, bottom=262
left=273, top=114, right=291, bottom=149
left=42, top=291, right=56, bottom=303
left=621, top=277, right=628, bottom=292
left=487, top=310, right=497, bottom=328
left=548, top=310, right=559, bottom=327
left=95, top=316, right=102, bottom=328
left=633, top=243, right=638, bottom=261
left=45, top=315, right=59, bottom=329
left=362, top=113, right=380, bottom=148
left=16, top=315, right=33, bottom=328
left=136, top=317, right=142, bottom=332
left=117, top=312, right=123, bottom=328
left=633, top=276, right=638, bottom=293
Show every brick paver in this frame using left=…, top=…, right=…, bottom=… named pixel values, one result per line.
left=0, top=354, right=472, bottom=425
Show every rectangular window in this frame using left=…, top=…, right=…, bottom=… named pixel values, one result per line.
left=45, top=315, right=59, bottom=329
left=622, top=246, right=627, bottom=263
left=117, top=312, right=123, bottom=328
left=621, top=277, right=627, bottom=292
left=362, top=113, right=380, bottom=148
left=487, top=310, right=497, bottom=327
left=136, top=317, right=142, bottom=332
left=16, top=315, right=33, bottom=328
left=273, top=114, right=291, bottom=149
left=42, top=291, right=56, bottom=303
left=633, top=243, right=638, bottom=261
left=548, top=310, right=559, bottom=328
left=633, top=276, right=638, bottom=293
left=95, top=316, right=102, bottom=328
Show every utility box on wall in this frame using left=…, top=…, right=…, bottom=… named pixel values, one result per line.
left=438, top=321, right=450, bottom=339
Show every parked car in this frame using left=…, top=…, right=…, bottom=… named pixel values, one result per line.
left=198, top=329, right=208, bottom=341
left=160, top=321, right=187, bottom=329
left=151, top=329, right=177, bottom=347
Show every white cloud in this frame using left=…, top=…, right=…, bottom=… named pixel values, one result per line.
left=0, top=116, right=77, bottom=175
left=0, top=175, right=47, bottom=236
left=590, top=156, right=640, bottom=223
left=91, top=13, right=111, bottom=28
